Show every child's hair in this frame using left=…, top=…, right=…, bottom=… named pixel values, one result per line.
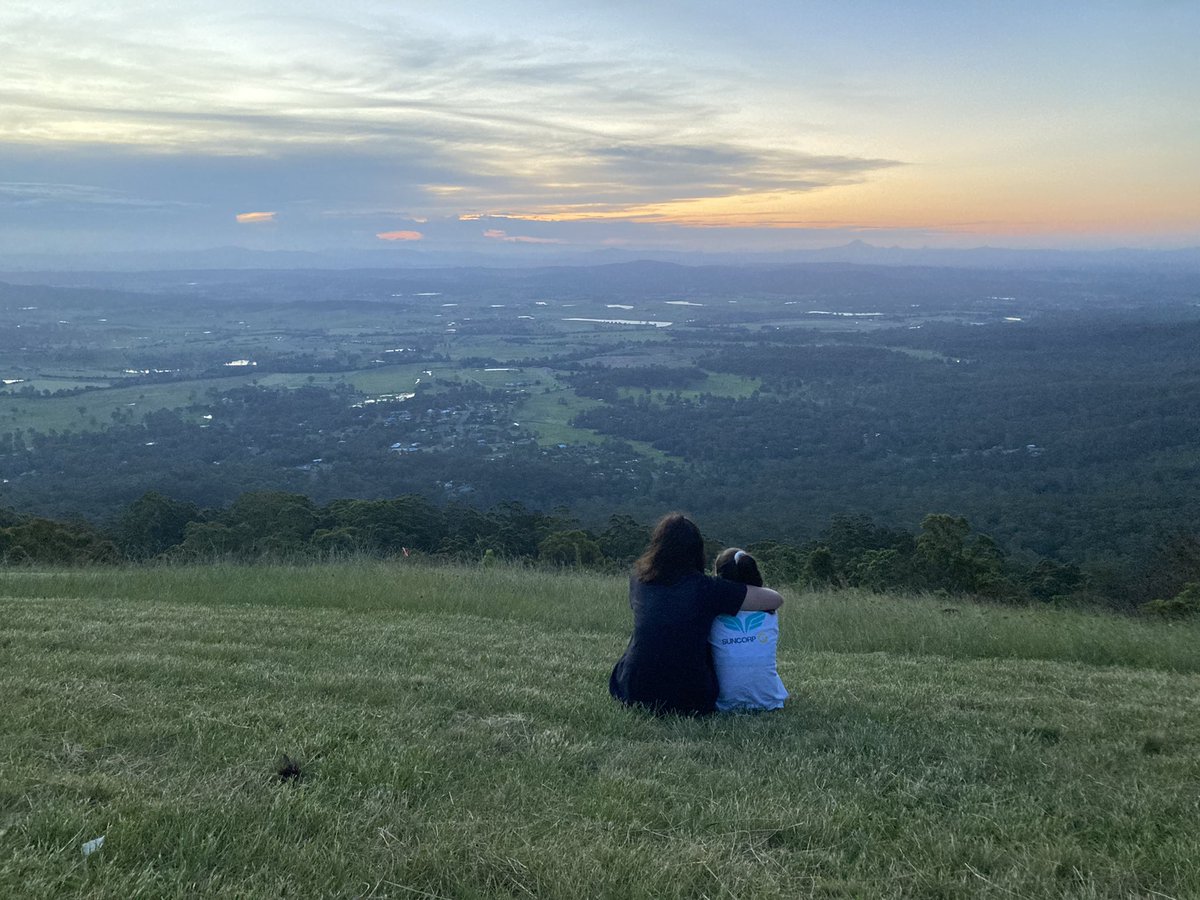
left=714, top=548, right=764, bottom=587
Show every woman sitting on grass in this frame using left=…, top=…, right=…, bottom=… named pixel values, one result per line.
left=709, top=549, right=788, bottom=712
left=609, top=514, right=783, bottom=716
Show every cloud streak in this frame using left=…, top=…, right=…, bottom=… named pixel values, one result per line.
left=483, top=228, right=564, bottom=244
left=0, top=180, right=187, bottom=210
left=0, top=4, right=902, bottom=231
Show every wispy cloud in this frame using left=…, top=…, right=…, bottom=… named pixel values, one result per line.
left=483, top=228, right=564, bottom=244
left=0, top=180, right=185, bottom=210
left=236, top=211, right=276, bottom=223
left=0, top=5, right=902, bottom=229
left=376, top=229, right=422, bottom=241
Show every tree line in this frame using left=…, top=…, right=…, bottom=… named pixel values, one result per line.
left=2, top=491, right=1197, bottom=618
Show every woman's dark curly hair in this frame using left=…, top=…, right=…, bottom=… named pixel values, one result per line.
left=633, top=513, right=706, bottom=584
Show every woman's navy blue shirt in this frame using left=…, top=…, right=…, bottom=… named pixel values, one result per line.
left=609, top=572, right=747, bottom=716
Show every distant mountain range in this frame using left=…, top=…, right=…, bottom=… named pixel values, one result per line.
left=2, top=240, right=1199, bottom=273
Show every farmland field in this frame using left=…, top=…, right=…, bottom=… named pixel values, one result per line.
left=5, top=262, right=1200, bottom=582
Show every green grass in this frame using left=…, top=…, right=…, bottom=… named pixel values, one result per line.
left=683, top=371, right=760, bottom=399
left=290, top=364, right=432, bottom=396
left=0, top=365, right=441, bottom=437
left=1, top=371, right=413, bottom=436
left=0, top=379, right=113, bottom=393
left=449, top=368, right=546, bottom=390
left=0, top=376, right=263, bottom=435
left=616, top=371, right=762, bottom=404
left=2, top=562, right=1198, bottom=898
left=515, top=389, right=603, bottom=446
left=444, top=336, right=549, bottom=360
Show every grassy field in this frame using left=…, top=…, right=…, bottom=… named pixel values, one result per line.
left=513, top=387, right=607, bottom=448
left=616, top=372, right=762, bottom=404
left=0, top=364, right=477, bottom=437
left=2, top=563, right=1198, bottom=898
left=0, top=376, right=264, bottom=435
left=0, top=372, right=412, bottom=437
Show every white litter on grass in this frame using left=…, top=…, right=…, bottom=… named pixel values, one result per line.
left=82, top=835, right=105, bottom=857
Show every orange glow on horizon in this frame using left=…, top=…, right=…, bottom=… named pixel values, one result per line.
left=468, top=169, right=1199, bottom=238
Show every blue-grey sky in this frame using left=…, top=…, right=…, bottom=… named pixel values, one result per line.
left=2, top=1, right=1197, bottom=259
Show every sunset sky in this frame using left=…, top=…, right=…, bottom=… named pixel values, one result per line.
left=2, top=1, right=1197, bottom=259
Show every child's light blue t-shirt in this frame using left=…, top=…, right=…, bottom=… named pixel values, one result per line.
left=709, top=610, right=788, bottom=711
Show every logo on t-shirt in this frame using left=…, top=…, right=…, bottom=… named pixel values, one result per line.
left=715, top=612, right=770, bottom=645
left=717, top=612, right=766, bottom=633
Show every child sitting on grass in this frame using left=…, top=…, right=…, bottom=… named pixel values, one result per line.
left=709, top=549, right=788, bottom=711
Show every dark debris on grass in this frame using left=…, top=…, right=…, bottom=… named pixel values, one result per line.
left=275, top=753, right=304, bottom=782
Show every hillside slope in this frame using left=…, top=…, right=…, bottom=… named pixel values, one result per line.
left=2, top=562, right=1198, bottom=898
